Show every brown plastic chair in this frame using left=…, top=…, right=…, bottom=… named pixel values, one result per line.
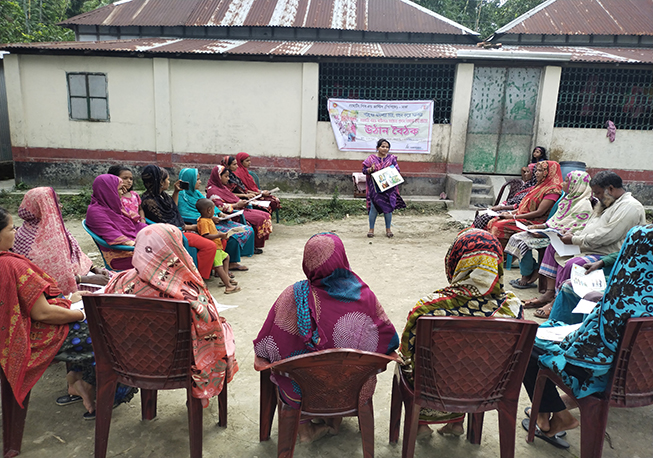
left=389, top=316, right=538, bottom=458
left=83, top=294, right=229, bottom=458
left=527, top=317, right=653, bottom=458
left=1, top=368, right=31, bottom=458
left=254, top=348, right=399, bottom=458
left=494, top=179, right=524, bottom=206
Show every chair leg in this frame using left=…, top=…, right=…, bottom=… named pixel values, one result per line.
left=358, top=399, right=375, bottom=458
left=389, top=368, right=402, bottom=444
left=94, top=378, right=118, bottom=458
left=140, top=389, right=158, bottom=421
left=577, top=397, right=610, bottom=458
left=401, top=401, right=420, bottom=458
left=218, top=379, right=227, bottom=427
left=527, top=371, right=548, bottom=443
left=260, top=369, right=276, bottom=441
left=187, top=388, right=203, bottom=458
left=275, top=209, right=279, bottom=224
left=497, top=402, right=518, bottom=458
left=2, top=373, right=29, bottom=458
left=277, top=401, right=301, bottom=458
left=467, top=412, right=484, bottom=444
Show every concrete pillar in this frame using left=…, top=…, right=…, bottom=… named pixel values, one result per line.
left=152, top=58, right=172, bottom=157
left=4, top=55, right=25, bottom=148
left=446, top=63, right=474, bottom=173
left=534, top=65, right=562, bottom=150
left=299, top=62, right=319, bottom=173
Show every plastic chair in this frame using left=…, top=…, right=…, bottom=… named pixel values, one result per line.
left=389, top=316, right=538, bottom=458
left=83, top=294, right=229, bottom=458
left=352, top=172, right=367, bottom=198
left=254, top=349, right=399, bottom=458
left=1, top=367, right=31, bottom=458
left=82, top=219, right=135, bottom=272
left=527, top=317, right=653, bottom=458
left=249, top=170, right=279, bottom=223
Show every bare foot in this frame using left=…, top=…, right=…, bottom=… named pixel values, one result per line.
left=67, top=373, right=95, bottom=414
left=546, top=410, right=579, bottom=437
left=437, top=421, right=464, bottom=436
left=536, top=412, right=551, bottom=433
left=298, top=422, right=330, bottom=443
left=560, top=394, right=578, bottom=410
left=417, top=424, right=433, bottom=438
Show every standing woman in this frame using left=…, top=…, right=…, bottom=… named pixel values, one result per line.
left=177, top=167, right=254, bottom=271
left=206, top=165, right=272, bottom=253
left=362, top=138, right=405, bottom=238
left=139, top=165, right=217, bottom=281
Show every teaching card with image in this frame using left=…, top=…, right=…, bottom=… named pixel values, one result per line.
left=371, top=165, right=404, bottom=192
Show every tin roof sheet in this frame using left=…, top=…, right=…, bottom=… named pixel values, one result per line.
left=495, top=0, right=653, bottom=36
left=60, top=0, right=478, bottom=35
left=3, top=38, right=653, bottom=63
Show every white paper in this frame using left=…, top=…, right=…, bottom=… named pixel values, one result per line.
left=252, top=200, right=271, bottom=208
left=218, top=210, right=244, bottom=221
left=547, top=233, right=581, bottom=256
left=245, top=193, right=264, bottom=204
left=570, top=264, right=606, bottom=298
left=371, top=165, right=404, bottom=192
left=70, top=299, right=85, bottom=311
left=209, top=293, right=239, bottom=313
left=536, top=323, right=582, bottom=342
left=481, top=209, right=500, bottom=217
left=572, top=299, right=600, bottom=315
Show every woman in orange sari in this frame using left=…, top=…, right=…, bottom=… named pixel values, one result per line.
left=486, top=161, right=563, bottom=248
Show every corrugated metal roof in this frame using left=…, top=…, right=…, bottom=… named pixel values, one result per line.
left=495, top=0, right=653, bottom=36
left=59, top=0, right=478, bottom=35
left=3, top=38, right=653, bottom=63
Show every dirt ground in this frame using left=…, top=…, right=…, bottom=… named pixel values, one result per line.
left=5, top=212, right=653, bottom=458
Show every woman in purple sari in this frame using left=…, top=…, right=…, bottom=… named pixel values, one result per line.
left=253, top=232, right=398, bottom=442
left=362, top=138, right=406, bottom=238
left=86, top=174, right=147, bottom=246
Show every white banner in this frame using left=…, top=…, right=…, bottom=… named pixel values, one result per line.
left=327, top=98, right=433, bottom=153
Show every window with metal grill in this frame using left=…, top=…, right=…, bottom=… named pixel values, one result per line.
left=318, top=63, right=455, bottom=123
left=555, top=67, right=653, bottom=130
left=67, top=73, right=110, bottom=121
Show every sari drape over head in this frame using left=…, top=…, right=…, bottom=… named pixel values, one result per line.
left=515, top=160, right=563, bottom=216
left=547, top=170, right=593, bottom=232
left=253, top=232, right=398, bottom=408
left=12, top=187, right=93, bottom=294
left=105, top=224, right=238, bottom=405
left=206, top=165, right=239, bottom=204
left=233, top=152, right=260, bottom=192
left=537, top=224, right=653, bottom=398
left=176, top=168, right=205, bottom=222
left=140, top=165, right=185, bottom=227
left=86, top=174, right=147, bottom=245
left=0, top=252, right=71, bottom=406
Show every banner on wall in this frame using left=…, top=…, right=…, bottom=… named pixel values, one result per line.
left=327, top=98, right=433, bottom=153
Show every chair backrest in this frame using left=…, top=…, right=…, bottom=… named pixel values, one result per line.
left=82, top=219, right=135, bottom=251
left=608, top=317, right=653, bottom=408
left=249, top=170, right=260, bottom=189
left=83, top=294, right=194, bottom=390
left=494, top=179, right=523, bottom=206
left=413, top=316, right=538, bottom=413
left=548, top=191, right=565, bottom=219
left=270, top=349, right=397, bottom=416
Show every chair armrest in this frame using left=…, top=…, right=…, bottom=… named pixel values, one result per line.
left=254, top=355, right=273, bottom=372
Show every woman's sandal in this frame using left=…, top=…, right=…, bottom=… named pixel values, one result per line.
left=534, top=303, right=553, bottom=319
left=367, top=231, right=375, bottom=238
left=224, top=286, right=241, bottom=294
left=386, top=231, right=394, bottom=238
left=523, top=291, right=555, bottom=309
left=230, top=264, right=249, bottom=271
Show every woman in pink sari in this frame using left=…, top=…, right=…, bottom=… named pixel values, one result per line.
left=206, top=165, right=272, bottom=252
left=254, top=232, right=398, bottom=442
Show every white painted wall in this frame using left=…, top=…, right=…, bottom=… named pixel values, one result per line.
left=5, top=54, right=157, bottom=151
left=551, top=128, right=651, bottom=170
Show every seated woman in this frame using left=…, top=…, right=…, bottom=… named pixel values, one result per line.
left=107, top=165, right=145, bottom=224
left=105, top=224, right=238, bottom=407
left=486, top=161, right=562, bottom=249
left=1, top=206, right=96, bottom=418
left=253, top=232, right=398, bottom=442
left=506, top=170, right=593, bottom=300
left=86, top=174, right=147, bottom=246
left=177, top=167, right=254, bottom=271
left=206, top=165, right=272, bottom=253
left=473, top=164, right=536, bottom=231
left=224, top=153, right=281, bottom=214
left=400, top=228, right=523, bottom=436
left=522, top=225, right=652, bottom=447
left=139, top=165, right=217, bottom=281
left=12, top=187, right=110, bottom=295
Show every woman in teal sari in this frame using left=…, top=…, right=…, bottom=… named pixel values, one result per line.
left=177, top=168, right=254, bottom=271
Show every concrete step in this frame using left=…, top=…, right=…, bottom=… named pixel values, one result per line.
left=470, top=194, right=494, bottom=205
left=471, top=184, right=492, bottom=194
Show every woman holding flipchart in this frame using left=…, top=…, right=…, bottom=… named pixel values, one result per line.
left=362, top=138, right=406, bottom=238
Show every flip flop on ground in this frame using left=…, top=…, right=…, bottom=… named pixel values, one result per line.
left=521, top=418, right=570, bottom=449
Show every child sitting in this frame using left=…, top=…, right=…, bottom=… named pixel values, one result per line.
left=196, top=198, right=241, bottom=294
left=108, top=165, right=146, bottom=224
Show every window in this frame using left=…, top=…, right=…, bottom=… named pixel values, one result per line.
left=67, top=73, right=109, bottom=121
left=318, top=62, right=456, bottom=123
left=555, top=67, right=653, bottom=130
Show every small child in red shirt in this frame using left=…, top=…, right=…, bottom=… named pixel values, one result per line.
left=196, top=198, right=241, bottom=294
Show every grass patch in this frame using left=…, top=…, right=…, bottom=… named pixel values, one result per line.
left=0, top=188, right=92, bottom=219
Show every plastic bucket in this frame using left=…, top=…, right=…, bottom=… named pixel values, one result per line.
left=559, top=161, right=587, bottom=180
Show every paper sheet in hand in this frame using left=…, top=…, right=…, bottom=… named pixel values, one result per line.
left=570, top=264, right=606, bottom=298
left=218, top=210, right=244, bottom=221
left=516, top=221, right=563, bottom=237
left=251, top=200, right=271, bottom=208
left=371, top=165, right=404, bottom=192
left=572, top=299, right=599, bottom=315
left=480, top=209, right=500, bottom=217
left=536, top=323, right=582, bottom=342
left=547, top=233, right=580, bottom=256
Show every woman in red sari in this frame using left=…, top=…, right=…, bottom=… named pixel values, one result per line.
left=223, top=153, right=281, bottom=214
left=486, top=161, right=563, bottom=248
left=206, top=165, right=272, bottom=253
